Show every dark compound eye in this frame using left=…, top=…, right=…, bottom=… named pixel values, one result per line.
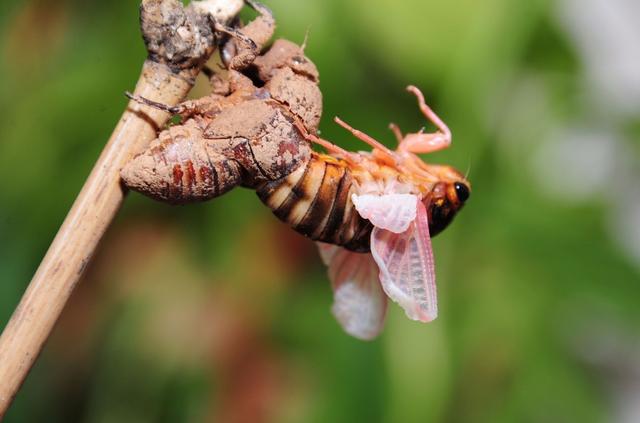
left=454, top=182, right=470, bottom=202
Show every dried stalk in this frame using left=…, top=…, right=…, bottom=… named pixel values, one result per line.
left=0, top=0, right=243, bottom=417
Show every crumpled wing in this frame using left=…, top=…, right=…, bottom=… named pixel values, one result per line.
left=369, top=201, right=437, bottom=322
left=317, top=243, right=388, bottom=340
left=351, top=193, right=418, bottom=233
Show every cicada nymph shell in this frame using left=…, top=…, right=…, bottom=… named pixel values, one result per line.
left=121, top=1, right=322, bottom=204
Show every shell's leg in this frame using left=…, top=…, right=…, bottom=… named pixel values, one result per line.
left=227, top=69, right=257, bottom=94
left=126, top=92, right=181, bottom=114
left=202, top=66, right=233, bottom=96
left=333, top=117, right=397, bottom=164
left=398, top=86, right=451, bottom=154
left=242, top=0, right=275, bottom=46
left=202, top=65, right=260, bottom=115
left=125, top=92, right=227, bottom=121
left=218, top=0, right=275, bottom=71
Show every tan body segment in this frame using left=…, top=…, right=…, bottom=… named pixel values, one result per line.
left=256, top=153, right=373, bottom=252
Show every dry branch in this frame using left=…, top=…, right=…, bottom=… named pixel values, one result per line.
left=0, top=0, right=243, bottom=418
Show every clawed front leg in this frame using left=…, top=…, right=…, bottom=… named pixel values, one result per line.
left=218, top=0, right=275, bottom=70
left=397, top=85, right=451, bottom=154
left=216, top=22, right=259, bottom=70
left=125, top=92, right=174, bottom=113
left=202, top=66, right=232, bottom=96
left=126, top=65, right=259, bottom=121
left=202, top=65, right=254, bottom=97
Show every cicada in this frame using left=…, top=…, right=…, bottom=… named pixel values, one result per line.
left=121, top=1, right=470, bottom=340
left=256, top=86, right=470, bottom=340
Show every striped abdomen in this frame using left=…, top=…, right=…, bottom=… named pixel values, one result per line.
left=256, top=154, right=373, bottom=252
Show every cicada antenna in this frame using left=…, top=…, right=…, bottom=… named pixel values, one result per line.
left=464, top=157, right=472, bottom=180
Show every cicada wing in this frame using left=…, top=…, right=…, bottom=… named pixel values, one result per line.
left=369, top=201, right=437, bottom=322
left=316, top=243, right=388, bottom=340
left=351, top=193, right=418, bottom=233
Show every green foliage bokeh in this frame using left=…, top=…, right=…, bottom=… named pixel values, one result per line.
left=1, top=0, right=638, bottom=422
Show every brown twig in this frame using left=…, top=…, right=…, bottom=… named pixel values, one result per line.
left=0, top=0, right=243, bottom=418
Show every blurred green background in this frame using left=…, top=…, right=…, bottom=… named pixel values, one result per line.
left=1, top=0, right=640, bottom=422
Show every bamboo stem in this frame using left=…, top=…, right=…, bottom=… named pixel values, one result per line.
left=0, top=0, right=244, bottom=417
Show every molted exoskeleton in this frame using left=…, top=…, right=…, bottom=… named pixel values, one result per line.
left=121, top=2, right=322, bottom=204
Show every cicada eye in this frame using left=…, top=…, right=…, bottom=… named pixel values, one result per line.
left=454, top=182, right=470, bottom=203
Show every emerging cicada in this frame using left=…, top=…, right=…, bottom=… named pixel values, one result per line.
left=257, top=86, right=470, bottom=340
left=121, top=0, right=470, bottom=341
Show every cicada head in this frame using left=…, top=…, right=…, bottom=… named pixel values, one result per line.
left=418, top=164, right=470, bottom=236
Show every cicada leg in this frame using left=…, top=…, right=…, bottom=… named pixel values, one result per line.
left=286, top=112, right=361, bottom=165
left=309, top=134, right=361, bottom=163
left=125, top=92, right=181, bottom=114
left=333, top=117, right=397, bottom=164
left=397, top=85, right=451, bottom=154
left=388, top=123, right=404, bottom=144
